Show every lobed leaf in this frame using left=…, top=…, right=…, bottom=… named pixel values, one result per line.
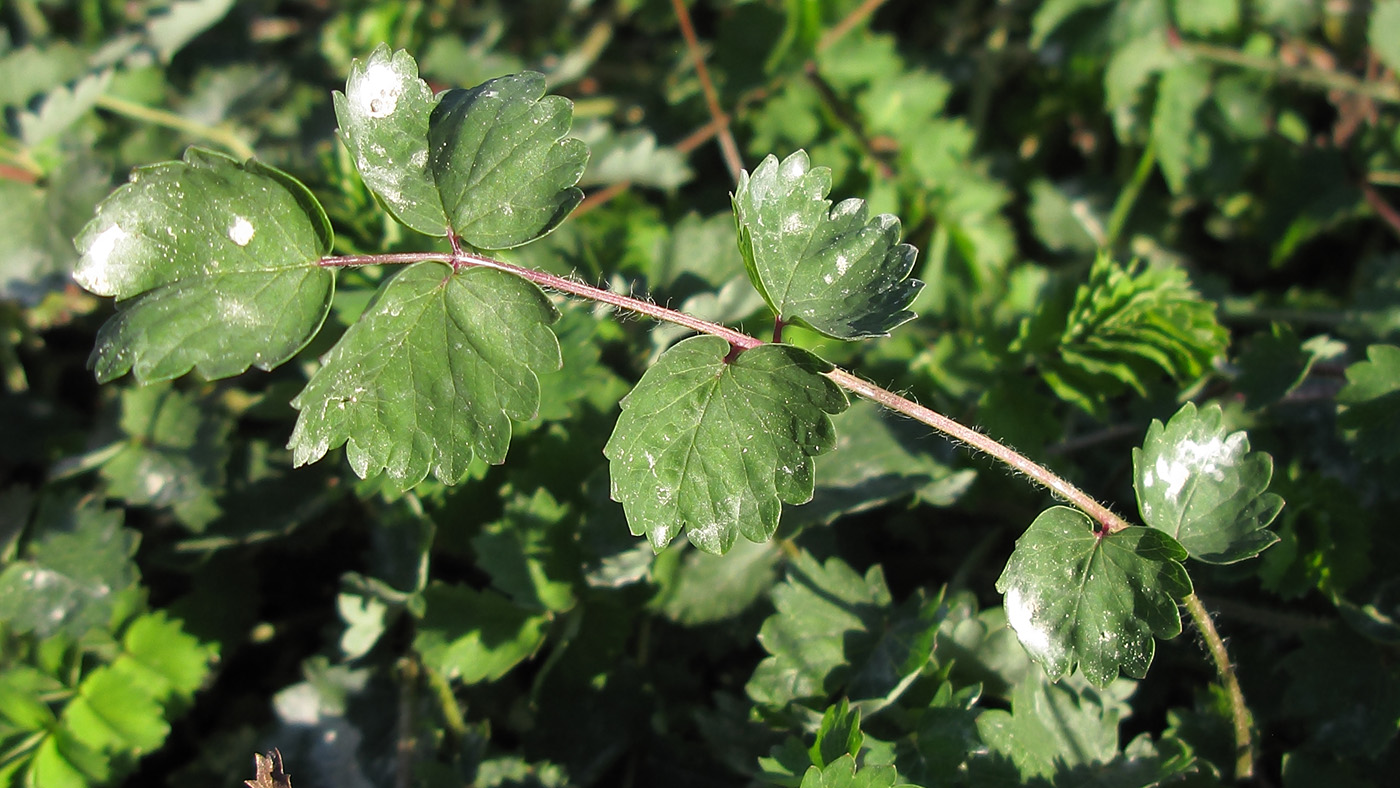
left=429, top=71, right=589, bottom=249
left=1014, top=253, right=1227, bottom=419
left=1337, top=344, right=1400, bottom=460
left=0, top=495, right=140, bottom=639
left=100, top=383, right=233, bottom=531
left=604, top=336, right=848, bottom=554
left=974, top=670, right=1132, bottom=780
left=1134, top=402, right=1283, bottom=564
left=333, top=44, right=448, bottom=236
left=289, top=261, right=560, bottom=491
left=74, top=147, right=334, bottom=383
left=798, top=754, right=913, bottom=788
left=733, top=151, right=922, bottom=339
left=995, top=507, right=1192, bottom=687
left=746, top=552, right=943, bottom=713
left=412, top=582, right=549, bottom=684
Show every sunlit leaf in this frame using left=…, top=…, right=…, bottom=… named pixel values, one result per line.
left=334, top=44, right=448, bottom=236
left=975, top=669, right=1134, bottom=780
left=1133, top=402, right=1283, bottom=564
left=413, top=582, right=549, bottom=683
left=74, top=147, right=334, bottom=383
left=289, top=261, right=560, bottom=491
left=428, top=71, right=588, bottom=249
left=604, top=336, right=848, bottom=554
left=995, top=507, right=1191, bottom=687
left=798, top=754, right=913, bottom=788
left=733, top=150, right=922, bottom=339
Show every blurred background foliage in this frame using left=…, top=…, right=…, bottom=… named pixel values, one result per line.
left=1, top=0, right=1399, bottom=786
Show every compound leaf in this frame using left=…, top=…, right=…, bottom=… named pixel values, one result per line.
left=1134, top=402, right=1283, bottom=564
left=334, top=44, right=448, bottom=236
left=429, top=72, right=588, bottom=249
left=733, top=151, right=922, bottom=339
left=74, top=147, right=334, bottom=384
left=604, top=336, right=848, bottom=554
left=746, top=551, right=942, bottom=712
left=289, top=261, right=560, bottom=491
left=995, top=507, right=1192, bottom=687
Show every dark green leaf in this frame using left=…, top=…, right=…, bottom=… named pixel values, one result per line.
left=654, top=539, right=783, bottom=626
left=74, top=147, right=334, bottom=383
left=747, top=552, right=942, bottom=712
left=428, top=72, right=588, bottom=249
left=0, top=495, right=139, bottom=639
left=0, top=152, right=110, bottom=306
left=100, top=383, right=233, bottom=531
left=1014, top=254, right=1228, bottom=419
left=1337, top=344, right=1400, bottom=459
left=1133, top=402, right=1283, bottom=564
left=733, top=151, right=922, bottom=339
left=975, top=670, right=1134, bottom=780
left=333, top=44, right=448, bottom=236
left=289, top=261, right=560, bottom=491
left=604, top=336, right=848, bottom=554
left=413, top=582, right=549, bottom=684
left=472, top=489, right=579, bottom=613
left=995, top=507, right=1192, bottom=686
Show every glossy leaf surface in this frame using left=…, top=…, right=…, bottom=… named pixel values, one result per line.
left=995, top=507, right=1191, bottom=687
left=1134, top=402, right=1283, bottom=564
left=733, top=151, right=921, bottom=339
left=604, top=336, right=848, bottom=554
left=334, top=44, right=447, bottom=236
left=798, top=754, right=912, bottom=788
left=289, top=261, right=560, bottom=491
left=73, top=147, right=334, bottom=383
left=428, top=72, right=588, bottom=249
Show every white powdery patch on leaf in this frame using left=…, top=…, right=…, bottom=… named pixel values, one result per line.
left=228, top=216, right=255, bottom=246
left=357, top=61, right=404, bottom=118
left=78, top=224, right=128, bottom=294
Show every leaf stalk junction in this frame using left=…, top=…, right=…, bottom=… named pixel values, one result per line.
left=319, top=248, right=1134, bottom=537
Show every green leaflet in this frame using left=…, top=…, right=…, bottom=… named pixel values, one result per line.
left=1013, top=254, right=1227, bottom=419
left=746, top=551, right=943, bottom=714
left=733, top=150, right=922, bottom=339
left=100, top=383, right=233, bottom=531
left=73, top=147, right=334, bottom=383
left=334, top=44, right=447, bottom=236
left=604, top=336, right=848, bottom=554
left=413, top=582, right=549, bottom=684
left=995, top=507, right=1192, bottom=687
left=1337, top=344, right=1400, bottom=460
left=0, top=495, right=140, bottom=639
left=289, top=261, right=561, bottom=491
left=1133, top=402, right=1283, bottom=564
left=798, top=754, right=913, bottom=788
left=429, top=71, right=589, bottom=249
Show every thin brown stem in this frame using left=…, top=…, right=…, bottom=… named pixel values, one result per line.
left=1184, top=593, right=1255, bottom=781
left=670, top=0, right=744, bottom=182
left=318, top=250, right=1131, bottom=534
left=817, top=0, right=889, bottom=52
left=1361, top=180, right=1400, bottom=241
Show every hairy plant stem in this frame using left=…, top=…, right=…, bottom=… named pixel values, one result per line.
left=320, top=250, right=1132, bottom=534
left=1183, top=593, right=1254, bottom=781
